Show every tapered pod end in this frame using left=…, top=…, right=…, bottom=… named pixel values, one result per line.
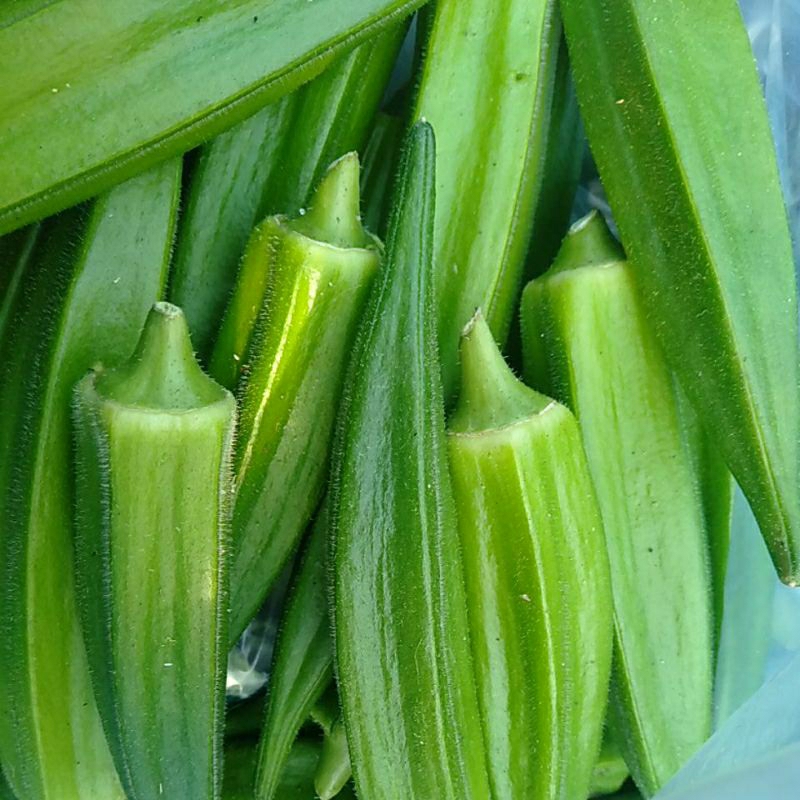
left=292, top=152, right=371, bottom=249
left=450, top=310, right=553, bottom=433
left=549, top=210, right=624, bottom=276
left=96, top=301, right=230, bottom=409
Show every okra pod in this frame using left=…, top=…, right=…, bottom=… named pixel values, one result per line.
left=359, top=112, right=404, bottom=236
left=521, top=213, right=714, bottom=796
left=171, top=29, right=403, bottom=356
left=169, top=97, right=296, bottom=357
left=0, top=0, right=425, bottom=234
left=72, top=303, right=236, bottom=800
left=447, top=312, right=613, bottom=800
left=413, top=0, right=565, bottom=396
left=0, top=161, right=180, bottom=800
left=0, top=226, right=39, bottom=345
left=217, top=154, right=380, bottom=638
left=560, top=0, right=800, bottom=582
left=315, top=716, right=352, bottom=800
left=255, top=508, right=334, bottom=800
left=331, top=121, right=491, bottom=799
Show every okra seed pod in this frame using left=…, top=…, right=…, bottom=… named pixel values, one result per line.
left=73, top=302, right=236, bottom=800
left=448, top=310, right=613, bottom=800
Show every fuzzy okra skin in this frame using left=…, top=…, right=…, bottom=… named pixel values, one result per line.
left=331, top=122, right=491, bottom=800
left=255, top=508, right=334, bottom=800
left=560, top=0, right=800, bottom=583
left=0, top=161, right=180, bottom=800
left=447, top=312, right=613, bottom=800
left=72, top=303, right=236, bottom=800
left=521, top=213, right=715, bottom=796
left=170, top=28, right=403, bottom=356
left=413, top=0, right=565, bottom=398
left=215, top=154, right=381, bottom=639
left=0, top=0, right=425, bottom=235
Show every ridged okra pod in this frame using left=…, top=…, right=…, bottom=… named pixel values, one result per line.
left=521, top=213, right=715, bottom=796
left=331, top=122, right=491, bottom=800
left=213, top=154, right=381, bottom=638
left=560, top=0, right=800, bottom=583
left=72, top=303, right=236, bottom=800
left=0, top=161, right=180, bottom=800
left=447, top=312, right=613, bottom=800
left=170, top=29, right=403, bottom=355
left=0, top=0, right=425, bottom=234
left=255, top=508, right=334, bottom=800
left=413, top=0, right=566, bottom=397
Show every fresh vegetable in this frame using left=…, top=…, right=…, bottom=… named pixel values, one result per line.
left=0, top=160, right=180, bottom=800
left=314, top=716, right=352, bottom=800
left=72, top=303, right=236, bottom=800
left=227, top=738, right=357, bottom=800
left=255, top=508, right=334, bottom=800
left=0, top=0, right=425, bottom=235
left=331, top=121, right=491, bottom=799
left=524, top=34, right=583, bottom=280
left=413, top=0, right=565, bottom=396
left=0, top=225, right=39, bottom=344
left=170, top=28, right=403, bottom=356
left=589, top=727, right=630, bottom=798
left=560, top=0, right=800, bottom=583
left=521, top=213, right=714, bottom=796
left=217, top=154, right=381, bottom=638
left=169, top=97, right=296, bottom=357
left=359, top=112, right=404, bottom=236
left=447, top=311, right=613, bottom=800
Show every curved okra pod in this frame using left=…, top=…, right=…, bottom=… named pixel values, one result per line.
left=170, top=29, right=403, bottom=356
left=255, top=508, right=334, bottom=800
left=0, top=0, right=425, bottom=235
left=521, top=213, right=715, bottom=796
left=560, top=0, right=800, bottom=583
left=0, top=161, right=180, bottom=800
left=331, top=121, right=491, bottom=800
left=447, top=312, right=613, bottom=800
left=413, top=0, right=566, bottom=397
left=72, top=303, right=236, bottom=800
left=215, top=154, right=381, bottom=638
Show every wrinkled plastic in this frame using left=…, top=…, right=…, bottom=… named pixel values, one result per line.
left=654, top=1, right=800, bottom=797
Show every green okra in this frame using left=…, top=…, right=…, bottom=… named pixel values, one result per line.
left=331, top=121, right=491, bottom=800
left=72, top=303, right=236, bottom=800
left=169, top=97, right=296, bottom=357
left=359, top=112, right=404, bottom=236
left=0, top=160, right=180, bottom=800
left=0, top=0, right=425, bottom=235
left=447, top=311, right=613, bottom=800
left=314, top=716, right=352, bottom=800
left=227, top=739, right=357, bottom=800
left=560, top=0, right=800, bottom=583
left=525, top=34, right=584, bottom=280
left=215, top=154, right=381, bottom=638
left=413, top=0, right=565, bottom=397
left=255, top=508, right=334, bottom=800
left=170, top=29, right=403, bottom=356
left=521, top=213, right=715, bottom=796
left=0, top=226, right=39, bottom=345
left=589, top=727, right=629, bottom=798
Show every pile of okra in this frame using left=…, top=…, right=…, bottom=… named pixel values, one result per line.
left=0, top=2, right=797, bottom=800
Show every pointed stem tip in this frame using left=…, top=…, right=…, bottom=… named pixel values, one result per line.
left=450, top=310, right=552, bottom=434
left=291, top=152, right=370, bottom=249
left=96, top=301, right=228, bottom=410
